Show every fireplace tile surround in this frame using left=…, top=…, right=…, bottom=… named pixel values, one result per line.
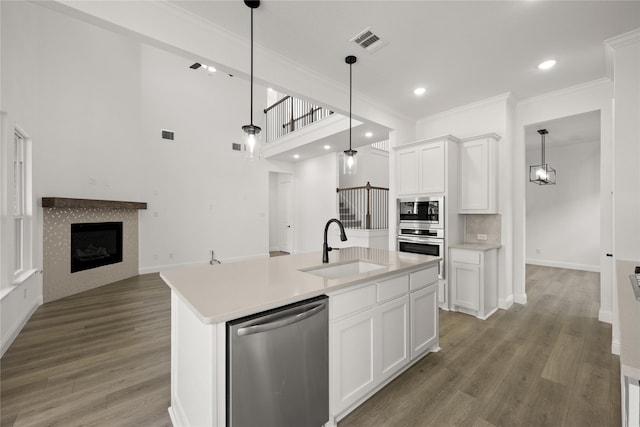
left=42, top=198, right=146, bottom=303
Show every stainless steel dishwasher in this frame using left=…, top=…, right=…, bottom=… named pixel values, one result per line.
left=227, top=294, right=329, bottom=427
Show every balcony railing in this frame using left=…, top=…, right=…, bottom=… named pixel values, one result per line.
left=337, top=182, right=389, bottom=230
left=263, top=95, right=333, bottom=143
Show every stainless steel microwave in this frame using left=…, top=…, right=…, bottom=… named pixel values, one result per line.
left=397, top=196, right=444, bottom=229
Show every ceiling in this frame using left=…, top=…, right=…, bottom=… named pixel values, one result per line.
left=525, top=110, right=601, bottom=152
left=170, top=1, right=639, bottom=122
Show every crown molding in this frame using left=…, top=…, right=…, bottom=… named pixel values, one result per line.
left=605, top=28, right=640, bottom=49
left=417, top=92, right=513, bottom=124
left=517, top=78, right=612, bottom=107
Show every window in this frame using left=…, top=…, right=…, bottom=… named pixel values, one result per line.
left=12, top=127, right=32, bottom=282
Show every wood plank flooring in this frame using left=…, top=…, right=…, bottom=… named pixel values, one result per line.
left=339, top=265, right=620, bottom=427
left=1, top=274, right=172, bottom=427
left=1, top=265, right=620, bottom=426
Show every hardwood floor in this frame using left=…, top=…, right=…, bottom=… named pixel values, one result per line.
left=1, top=265, right=619, bottom=426
left=0, top=274, right=172, bottom=427
left=339, top=265, right=620, bottom=427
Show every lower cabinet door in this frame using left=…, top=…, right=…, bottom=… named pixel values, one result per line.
left=451, top=261, right=480, bottom=311
left=410, top=283, right=438, bottom=360
left=378, top=296, right=410, bottom=382
left=331, top=308, right=376, bottom=414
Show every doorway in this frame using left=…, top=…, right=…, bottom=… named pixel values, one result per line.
left=269, top=172, right=294, bottom=255
left=521, top=108, right=613, bottom=322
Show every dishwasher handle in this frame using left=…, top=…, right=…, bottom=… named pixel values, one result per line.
left=236, top=302, right=326, bottom=337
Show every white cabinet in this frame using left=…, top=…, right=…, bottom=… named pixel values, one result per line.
left=329, top=266, right=438, bottom=419
left=378, top=296, right=410, bottom=382
left=397, top=143, right=444, bottom=196
left=410, top=283, right=438, bottom=359
left=396, top=137, right=460, bottom=196
left=458, top=133, right=500, bottom=214
left=331, top=306, right=376, bottom=413
left=450, top=247, right=498, bottom=319
left=419, top=142, right=445, bottom=194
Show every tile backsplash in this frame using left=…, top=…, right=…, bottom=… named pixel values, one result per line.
left=464, top=214, right=502, bottom=244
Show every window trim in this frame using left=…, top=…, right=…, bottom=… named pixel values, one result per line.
left=11, top=125, right=33, bottom=284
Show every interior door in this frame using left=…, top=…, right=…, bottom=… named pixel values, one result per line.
left=278, top=174, right=293, bottom=253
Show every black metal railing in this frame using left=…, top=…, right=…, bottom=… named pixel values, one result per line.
left=337, top=182, right=389, bottom=230
left=263, top=95, right=333, bottom=143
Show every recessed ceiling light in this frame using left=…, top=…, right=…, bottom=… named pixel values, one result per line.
left=324, top=145, right=331, bottom=150
left=413, top=87, right=426, bottom=96
left=538, top=59, right=556, bottom=70
left=365, top=132, right=373, bottom=138
left=293, top=154, right=300, bottom=159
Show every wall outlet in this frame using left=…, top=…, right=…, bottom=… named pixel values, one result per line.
left=536, top=249, right=542, bottom=255
left=169, top=253, right=174, bottom=260
left=477, top=234, right=487, bottom=241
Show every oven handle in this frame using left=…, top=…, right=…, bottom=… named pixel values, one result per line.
left=397, top=236, right=444, bottom=244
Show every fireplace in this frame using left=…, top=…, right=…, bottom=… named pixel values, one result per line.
left=70, top=222, right=123, bottom=273
left=42, top=197, right=146, bottom=303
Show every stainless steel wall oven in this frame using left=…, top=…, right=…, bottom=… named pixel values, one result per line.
left=397, top=196, right=445, bottom=278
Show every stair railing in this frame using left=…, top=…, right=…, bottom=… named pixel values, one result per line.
left=336, top=182, right=389, bottom=230
left=263, top=95, right=333, bottom=143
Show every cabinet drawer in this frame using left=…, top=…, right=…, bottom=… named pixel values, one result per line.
left=330, top=284, right=376, bottom=320
left=377, top=275, right=409, bottom=303
left=409, top=267, right=438, bottom=291
left=450, top=249, right=481, bottom=265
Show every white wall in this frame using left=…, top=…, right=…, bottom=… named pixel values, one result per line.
left=0, top=1, right=295, bottom=353
left=138, top=43, right=293, bottom=269
left=526, top=141, right=601, bottom=271
left=338, top=145, right=389, bottom=189
left=293, top=152, right=338, bottom=253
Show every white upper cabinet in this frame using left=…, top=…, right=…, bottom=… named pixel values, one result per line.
left=458, top=133, right=500, bottom=214
left=420, top=142, right=446, bottom=194
left=395, top=136, right=460, bottom=197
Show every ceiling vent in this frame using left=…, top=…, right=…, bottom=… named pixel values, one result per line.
left=350, top=28, right=388, bottom=54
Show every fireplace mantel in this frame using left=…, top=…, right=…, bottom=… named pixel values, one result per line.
left=42, top=197, right=147, bottom=210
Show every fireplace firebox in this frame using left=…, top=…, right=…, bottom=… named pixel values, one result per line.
left=70, top=222, right=123, bottom=273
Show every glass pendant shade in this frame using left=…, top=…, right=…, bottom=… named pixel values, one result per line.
left=343, top=149, right=358, bottom=175
left=242, top=124, right=262, bottom=160
left=529, top=128, right=556, bottom=185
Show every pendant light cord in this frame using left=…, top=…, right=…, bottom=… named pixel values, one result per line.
left=250, top=7, right=254, bottom=126
left=349, top=60, right=352, bottom=151
left=541, top=132, right=545, bottom=166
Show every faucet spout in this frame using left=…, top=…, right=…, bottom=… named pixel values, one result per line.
left=322, top=218, right=348, bottom=263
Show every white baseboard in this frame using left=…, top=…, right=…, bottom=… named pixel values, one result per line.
left=598, top=309, right=612, bottom=324
left=514, top=293, right=528, bottom=305
left=612, top=339, right=621, bottom=356
left=525, top=258, right=600, bottom=273
left=1, top=295, right=42, bottom=357
left=499, top=294, right=514, bottom=309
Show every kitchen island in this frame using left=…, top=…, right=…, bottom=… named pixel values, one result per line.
left=161, top=247, right=440, bottom=426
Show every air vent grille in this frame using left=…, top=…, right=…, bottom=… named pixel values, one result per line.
left=351, top=28, right=387, bottom=54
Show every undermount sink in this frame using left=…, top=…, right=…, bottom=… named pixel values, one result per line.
left=301, top=260, right=386, bottom=280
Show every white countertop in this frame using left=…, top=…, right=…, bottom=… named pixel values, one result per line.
left=160, top=247, right=440, bottom=324
left=616, top=260, right=640, bottom=379
left=448, top=242, right=502, bottom=251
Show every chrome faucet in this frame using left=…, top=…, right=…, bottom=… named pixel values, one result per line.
left=323, top=218, right=348, bottom=263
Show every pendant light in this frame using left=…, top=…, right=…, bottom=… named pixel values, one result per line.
left=242, top=0, right=261, bottom=160
left=343, top=55, right=358, bottom=175
left=529, top=129, right=556, bottom=185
